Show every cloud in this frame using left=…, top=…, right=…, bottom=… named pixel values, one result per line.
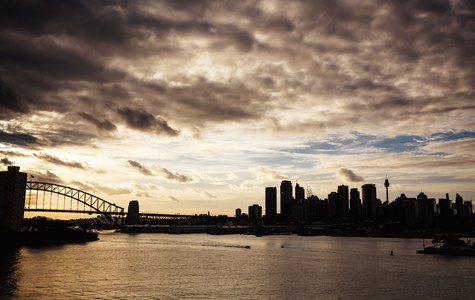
left=118, top=107, right=180, bottom=136
left=252, top=165, right=290, bottom=180
left=127, top=160, right=192, bottom=182
left=1, top=158, right=13, bottom=166
left=0, top=78, right=29, bottom=119
left=34, top=153, right=86, bottom=169
left=31, top=171, right=64, bottom=184
left=169, top=196, right=180, bottom=202
left=338, top=168, right=365, bottom=183
left=422, top=138, right=475, bottom=156
left=153, top=166, right=193, bottom=183
left=70, top=180, right=132, bottom=197
left=194, top=188, right=217, bottom=199
left=77, top=112, right=117, bottom=133
left=127, top=160, right=153, bottom=176
left=0, top=130, right=38, bottom=147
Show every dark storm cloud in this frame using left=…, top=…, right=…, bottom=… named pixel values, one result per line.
left=338, top=168, right=365, bottom=183
left=0, top=0, right=128, bottom=46
left=169, top=83, right=261, bottom=124
left=118, top=107, right=180, bottom=136
left=34, top=153, right=86, bottom=169
left=78, top=112, right=117, bottom=133
left=0, top=0, right=473, bottom=141
left=127, top=160, right=153, bottom=176
left=0, top=130, right=38, bottom=146
left=1, top=158, right=13, bottom=166
left=0, top=78, right=29, bottom=119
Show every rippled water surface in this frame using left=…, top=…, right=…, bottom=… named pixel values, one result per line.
left=2, top=232, right=475, bottom=299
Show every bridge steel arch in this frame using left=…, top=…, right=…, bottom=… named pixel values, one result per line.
left=25, top=182, right=125, bottom=218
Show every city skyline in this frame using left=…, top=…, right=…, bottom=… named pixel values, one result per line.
left=1, top=1, right=474, bottom=216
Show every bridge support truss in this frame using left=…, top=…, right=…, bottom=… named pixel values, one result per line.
left=25, top=182, right=125, bottom=222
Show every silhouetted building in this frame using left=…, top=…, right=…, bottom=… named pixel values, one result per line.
left=265, top=187, right=277, bottom=223
left=292, top=203, right=305, bottom=220
left=463, top=201, right=473, bottom=216
left=455, top=193, right=464, bottom=216
left=236, top=208, right=242, bottom=218
left=328, top=192, right=339, bottom=219
left=404, top=197, right=417, bottom=224
left=295, top=183, right=305, bottom=204
left=384, top=177, right=390, bottom=204
left=125, top=200, right=140, bottom=225
left=392, top=193, right=407, bottom=223
left=248, top=204, right=262, bottom=219
left=362, top=184, right=378, bottom=220
left=280, top=180, right=293, bottom=219
left=338, top=185, right=349, bottom=217
left=438, top=194, right=452, bottom=227
left=0, top=166, right=27, bottom=231
left=349, top=188, right=360, bottom=218
left=305, top=195, right=321, bottom=220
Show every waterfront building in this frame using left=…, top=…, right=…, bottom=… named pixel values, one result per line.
left=362, top=184, right=378, bottom=220
left=295, top=183, right=305, bottom=204
left=328, top=192, right=339, bottom=219
left=337, top=185, right=349, bottom=217
left=292, top=203, right=305, bottom=220
left=236, top=208, right=242, bottom=218
left=349, top=188, right=360, bottom=217
left=438, top=194, right=452, bottom=225
left=280, top=180, right=293, bottom=219
left=0, top=166, right=27, bottom=231
left=265, top=187, right=277, bottom=223
left=248, top=204, right=262, bottom=219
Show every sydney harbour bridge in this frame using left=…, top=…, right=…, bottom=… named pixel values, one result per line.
left=24, top=181, right=217, bottom=224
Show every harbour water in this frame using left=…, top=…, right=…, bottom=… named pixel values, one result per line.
left=2, top=232, right=475, bottom=299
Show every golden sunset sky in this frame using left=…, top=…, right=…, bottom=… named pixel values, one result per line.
left=1, top=0, right=474, bottom=216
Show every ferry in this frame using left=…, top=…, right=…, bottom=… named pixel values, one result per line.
left=417, top=236, right=475, bottom=256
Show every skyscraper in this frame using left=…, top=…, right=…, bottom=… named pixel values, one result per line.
left=280, top=180, right=293, bottom=219
left=362, top=184, right=377, bottom=219
left=0, top=166, right=27, bottom=231
left=350, top=188, right=360, bottom=217
left=265, top=187, right=277, bottom=223
left=248, top=204, right=262, bottom=219
left=295, top=183, right=305, bottom=204
left=338, top=185, right=349, bottom=217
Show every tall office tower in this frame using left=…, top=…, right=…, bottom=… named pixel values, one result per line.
left=248, top=204, right=262, bottom=219
left=265, top=187, right=277, bottom=223
left=384, top=177, right=390, bottom=204
left=350, top=188, right=360, bottom=217
left=295, top=183, right=305, bottom=204
left=337, top=185, right=349, bottom=217
left=455, top=193, right=464, bottom=214
left=280, top=180, right=293, bottom=219
left=328, top=192, right=339, bottom=219
left=362, top=184, right=377, bottom=219
left=0, top=166, right=27, bottom=231
left=236, top=208, right=242, bottom=218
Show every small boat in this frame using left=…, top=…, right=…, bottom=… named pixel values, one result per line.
left=417, top=236, right=475, bottom=256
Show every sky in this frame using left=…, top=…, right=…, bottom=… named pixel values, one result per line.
left=1, top=0, right=474, bottom=217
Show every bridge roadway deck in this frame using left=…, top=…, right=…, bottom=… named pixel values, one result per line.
left=24, top=208, right=231, bottom=219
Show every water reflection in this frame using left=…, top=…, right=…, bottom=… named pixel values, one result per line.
left=0, top=247, right=21, bottom=299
